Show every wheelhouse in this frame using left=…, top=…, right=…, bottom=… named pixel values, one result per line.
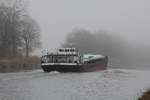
left=41, top=48, right=82, bottom=64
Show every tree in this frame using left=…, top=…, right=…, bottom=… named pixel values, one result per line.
left=62, top=29, right=97, bottom=53
left=21, top=16, right=41, bottom=57
left=62, top=29, right=131, bottom=67
left=0, top=0, right=41, bottom=58
left=0, top=0, right=26, bottom=57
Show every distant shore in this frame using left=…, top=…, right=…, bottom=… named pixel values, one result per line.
left=0, top=64, right=40, bottom=73
left=0, top=56, right=41, bottom=73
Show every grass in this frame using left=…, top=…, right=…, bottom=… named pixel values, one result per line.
left=0, top=56, right=41, bottom=73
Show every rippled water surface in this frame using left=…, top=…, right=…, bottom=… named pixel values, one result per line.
left=0, top=69, right=150, bottom=100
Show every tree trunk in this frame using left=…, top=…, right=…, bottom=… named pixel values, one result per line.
left=25, top=43, right=29, bottom=57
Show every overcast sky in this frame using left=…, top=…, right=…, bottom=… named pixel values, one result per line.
left=28, top=0, right=150, bottom=51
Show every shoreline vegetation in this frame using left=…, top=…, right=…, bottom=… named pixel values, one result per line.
left=139, top=90, right=150, bottom=100
left=0, top=56, right=41, bottom=73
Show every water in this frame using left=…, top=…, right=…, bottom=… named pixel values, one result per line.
left=0, top=69, right=150, bottom=100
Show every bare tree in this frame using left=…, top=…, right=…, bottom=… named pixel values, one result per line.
left=21, top=16, right=41, bottom=57
left=0, top=0, right=26, bottom=57
left=62, top=29, right=97, bottom=53
left=0, top=0, right=41, bottom=58
left=62, top=29, right=132, bottom=67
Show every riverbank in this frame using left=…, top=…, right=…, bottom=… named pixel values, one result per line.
left=0, top=64, right=40, bottom=73
left=0, top=56, right=40, bottom=73
left=139, top=90, right=150, bottom=100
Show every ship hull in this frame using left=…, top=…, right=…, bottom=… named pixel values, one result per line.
left=41, top=57, right=108, bottom=72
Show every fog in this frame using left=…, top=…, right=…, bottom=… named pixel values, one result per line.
left=28, top=0, right=150, bottom=69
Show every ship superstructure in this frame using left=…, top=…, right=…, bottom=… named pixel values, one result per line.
left=41, top=47, right=108, bottom=72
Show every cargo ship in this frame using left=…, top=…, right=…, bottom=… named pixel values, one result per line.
left=41, top=47, right=108, bottom=72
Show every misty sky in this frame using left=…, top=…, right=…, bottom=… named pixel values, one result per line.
left=28, top=0, right=150, bottom=51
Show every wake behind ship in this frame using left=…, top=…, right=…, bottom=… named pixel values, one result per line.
left=41, top=47, right=108, bottom=72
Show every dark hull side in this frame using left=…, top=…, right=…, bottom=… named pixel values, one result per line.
left=41, top=57, right=108, bottom=72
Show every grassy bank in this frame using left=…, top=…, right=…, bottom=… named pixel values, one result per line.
left=0, top=56, right=41, bottom=73
left=139, top=90, right=150, bottom=100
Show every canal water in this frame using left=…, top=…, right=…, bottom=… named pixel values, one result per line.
left=0, top=69, right=150, bottom=100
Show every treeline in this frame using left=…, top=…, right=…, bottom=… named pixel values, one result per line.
left=0, top=0, right=41, bottom=58
left=62, top=29, right=133, bottom=68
